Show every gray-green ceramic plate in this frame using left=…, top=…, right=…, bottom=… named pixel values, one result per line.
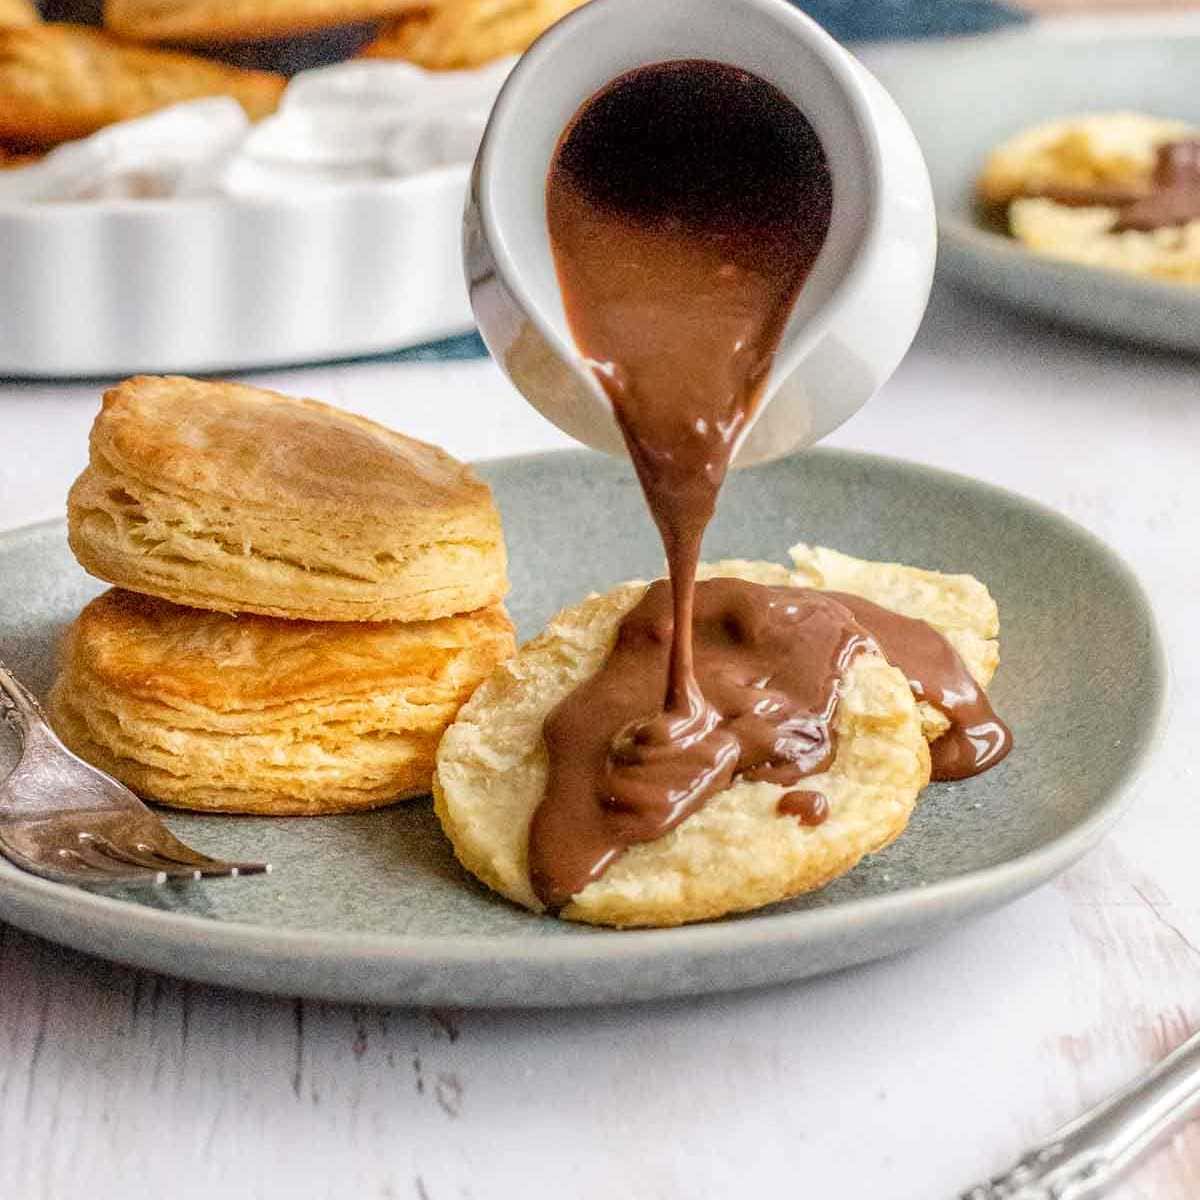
left=862, top=28, right=1200, bottom=351
left=0, top=449, right=1164, bottom=1007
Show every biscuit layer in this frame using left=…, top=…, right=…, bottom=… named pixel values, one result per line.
left=106, top=0, right=428, bottom=44
left=360, top=0, right=589, bottom=70
left=434, top=566, right=932, bottom=928
left=49, top=588, right=516, bottom=815
left=68, top=375, right=509, bottom=623
left=0, top=25, right=283, bottom=146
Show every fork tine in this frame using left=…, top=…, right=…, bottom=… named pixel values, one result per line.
left=49, top=844, right=169, bottom=885
left=138, top=833, right=270, bottom=877
left=79, top=832, right=204, bottom=881
left=71, top=834, right=205, bottom=882
left=1, top=653, right=271, bottom=887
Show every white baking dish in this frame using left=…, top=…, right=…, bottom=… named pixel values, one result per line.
left=0, top=165, right=474, bottom=378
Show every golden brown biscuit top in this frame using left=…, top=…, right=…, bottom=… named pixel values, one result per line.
left=69, top=588, right=515, bottom=707
left=105, top=0, right=428, bottom=44
left=360, top=0, right=590, bottom=69
left=0, top=26, right=285, bottom=136
left=0, top=0, right=39, bottom=29
left=93, top=375, right=495, bottom=519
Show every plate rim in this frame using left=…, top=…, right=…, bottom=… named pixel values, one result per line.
left=940, top=216, right=1200, bottom=307
left=0, top=447, right=1168, bottom=988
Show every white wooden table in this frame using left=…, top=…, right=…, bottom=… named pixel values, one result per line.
left=1, top=279, right=1197, bottom=1199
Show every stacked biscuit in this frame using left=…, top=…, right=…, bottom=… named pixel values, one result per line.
left=50, top=375, right=515, bottom=815
left=435, top=545, right=1003, bottom=928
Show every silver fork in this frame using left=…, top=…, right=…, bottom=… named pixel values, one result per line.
left=961, top=1024, right=1200, bottom=1199
left=0, top=655, right=268, bottom=886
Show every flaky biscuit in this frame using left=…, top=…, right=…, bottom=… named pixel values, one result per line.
left=68, top=376, right=509, bottom=623
left=0, top=0, right=38, bottom=29
left=434, top=566, right=931, bottom=928
left=978, top=112, right=1195, bottom=207
left=49, top=588, right=516, bottom=815
left=0, top=25, right=283, bottom=147
left=105, top=0, right=426, bottom=44
left=1009, top=196, right=1200, bottom=285
left=360, top=0, right=588, bottom=70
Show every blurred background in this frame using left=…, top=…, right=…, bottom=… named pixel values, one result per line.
left=3, top=0, right=1200, bottom=379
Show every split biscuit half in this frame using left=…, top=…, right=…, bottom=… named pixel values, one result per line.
left=435, top=548, right=1003, bottom=927
left=978, top=112, right=1200, bottom=284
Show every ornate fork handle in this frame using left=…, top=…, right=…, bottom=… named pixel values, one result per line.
left=962, top=1025, right=1200, bottom=1199
left=0, top=655, right=46, bottom=739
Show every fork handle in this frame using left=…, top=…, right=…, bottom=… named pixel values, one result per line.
left=0, top=654, right=47, bottom=741
left=962, top=1024, right=1200, bottom=1199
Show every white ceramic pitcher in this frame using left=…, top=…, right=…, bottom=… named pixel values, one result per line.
left=463, top=0, right=936, bottom=467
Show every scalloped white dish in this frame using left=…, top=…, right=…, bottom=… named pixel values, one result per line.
left=0, top=164, right=473, bottom=378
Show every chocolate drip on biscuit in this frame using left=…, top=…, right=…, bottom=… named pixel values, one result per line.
left=823, top=592, right=1013, bottom=782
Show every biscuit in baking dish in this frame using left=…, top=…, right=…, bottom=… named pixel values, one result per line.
left=0, top=25, right=284, bottom=147
left=49, top=588, right=516, bottom=815
left=360, top=0, right=589, bottom=70
left=105, top=0, right=427, bottom=44
left=0, top=0, right=38, bottom=30
left=434, top=564, right=932, bottom=928
left=68, top=376, right=509, bottom=623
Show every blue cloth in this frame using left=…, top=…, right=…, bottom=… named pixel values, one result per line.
left=366, top=331, right=488, bottom=363
left=797, top=0, right=1024, bottom=42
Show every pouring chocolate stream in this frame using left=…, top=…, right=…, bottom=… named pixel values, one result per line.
left=534, top=60, right=1010, bottom=909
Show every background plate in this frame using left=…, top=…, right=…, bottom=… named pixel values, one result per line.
left=863, top=27, right=1200, bottom=352
left=0, top=448, right=1164, bottom=1006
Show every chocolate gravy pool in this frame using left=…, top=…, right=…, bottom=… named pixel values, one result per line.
left=535, top=60, right=1010, bottom=909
